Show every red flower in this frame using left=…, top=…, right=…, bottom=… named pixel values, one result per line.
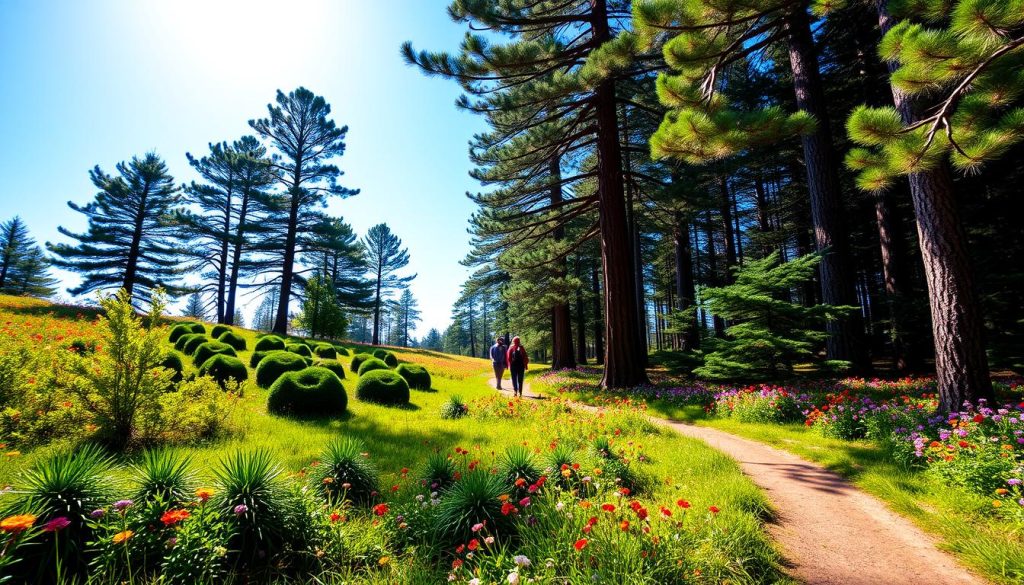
left=452, top=559, right=463, bottom=569
left=958, top=440, right=970, bottom=449
left=574, top=538, right=588, bottom=551
left=635, top=507, right=648, bottom=520
left=391, top=485, right=399, bottom=492
left=456, top=544, right=465, bottom=553
left=373, top=503, right=389, bottom=516
left=501, top=502, right=518, bottom=516
left=160, top=509, right=190, bottom=527
left=619, top=519, right=630, bottom=531
left=330, top=511, right=343, bottom=523
left=468, top=538, right=479, bottom=551
left=601, top=503, right=616, bottom=513
left=709, top=506, right=720, bottom=514
left=659, top=506, right=672, bottom=517
left=972, top=414, right=985, bottom=424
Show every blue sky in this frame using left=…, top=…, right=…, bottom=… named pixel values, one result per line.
left=0, top=0, right=485, bottom=336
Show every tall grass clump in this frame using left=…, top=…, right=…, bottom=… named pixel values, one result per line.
left=310, top=437, right=380, bottom=504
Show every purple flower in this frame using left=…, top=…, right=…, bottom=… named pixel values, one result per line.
left=112, top=499, right=133, bottom=511
left=1008, top=478, right=1022, bottom=486
left=42, top=517, right=71, bottom=532
left=234, top=504, right=248, bottom=516
left=89, top=509, right=105, bottom=519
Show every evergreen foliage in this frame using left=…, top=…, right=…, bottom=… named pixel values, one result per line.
left=362, top=224, right=415, bottom=345
left=294, top=271, right=348, bottom=340
left=0, top=216, right=58, bottom=297
left=48, top=153, right=186, bottom=304
left=695, top=252, right=855, bottom=380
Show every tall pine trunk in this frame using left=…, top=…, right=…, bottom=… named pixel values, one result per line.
left=875, top=1, right=992, bottom=409
left=704, top=210, right=726, bottom=336
left=274, top=168, right=302, bottom=335
left=785, top=7, right=868, bottom=370
left=673, top=212, right=699, bottom=351
left=718, top=176, right=738, bottom=279
left=224, top=187, right=252, bottom=326
left=575, top=256, right=589, bottom=365
left=550, top=158, right=576, bottom=369
left=216, top=179, right=233, bottom=324
left=592, top=0, right=648, bottom=388
left=122, top=182, right=151, bottom=302
left=592, top=266, right=604, bottom=365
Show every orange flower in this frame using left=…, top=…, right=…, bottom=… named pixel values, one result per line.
left=113, top=530, right=134, bottom=544
left=0, top=514, right=36, bottom=534
left=160, top=509, right=190, bottom=526
left=195, top=487, right=215, bottom=502
left=574, top=538, right=588, bottom=551
left=619, top=519, right=630, bottom=531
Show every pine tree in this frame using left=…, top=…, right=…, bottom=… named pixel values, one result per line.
left=696, top=252, right=856, bottom=379
left=843, top=0, right=1021, bottom=409
left=396, top=288, right=422, bottom=347
left=48, top=153, right=185, bottom=304
left=421, top=328, right=443, bottom=351
left=253, top=289, right=279, bottom=332
left=249, top=87, right=358, bottom=334
left=0, top=217, right=57, bottom=297
left=304, top=214, right=375, bottom=312
left=404, top=0, right=654, bottom=388
left=295, top=271, right=348, bottom=339
left=635, top=0, right=869, bottom=370
left=182, top=292, right=207, bottom=320
left=362, top=224, right=415, bottom=345
left=232, top=309, right=245, bottom=328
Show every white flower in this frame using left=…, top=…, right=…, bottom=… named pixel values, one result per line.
left=513, top=555, right=531, bottom=568
left=545, top=559, right=555, bottom=569
left=466, top=552, right=474, bottom=560
left=468, top=579, right=480, bottom=585
left=416, top=494, right=425, bottom=502
left=507, top=572, right=520, bottom=585
left=555, top=501, right=565, bottom=512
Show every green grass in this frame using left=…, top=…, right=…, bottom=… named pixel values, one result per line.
left=537, top=372, right=1024, bottom=585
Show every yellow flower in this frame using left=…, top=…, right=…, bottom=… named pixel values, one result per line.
left=113, top=530, right=134, bottom=544
left=195, top=487, right=215, bottom=502
left=593, top=468, right=603, bottom=476
left=378, top=556, right=390, bottom=566
left=5, top=451, right=20, bottom=457
left=992, top=500, right=1002, bottom=508
left=561, top=469, right=572, bottom=478
left=0, top=514, right=36, bottom=533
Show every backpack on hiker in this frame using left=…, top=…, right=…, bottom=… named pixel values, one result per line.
left=509, top=346, right=525, bottom=368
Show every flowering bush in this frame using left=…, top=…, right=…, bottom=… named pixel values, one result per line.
left=713, top=386, right=809, bottom=423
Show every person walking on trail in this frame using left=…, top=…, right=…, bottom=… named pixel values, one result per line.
left=506, top=336, right=529, bottom=398
left=489, top=337, right=507, bottom=390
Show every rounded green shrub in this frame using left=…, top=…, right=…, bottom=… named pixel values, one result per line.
left=396, top=364, right=431, bottom=390
left=211, top=324, right=231, bottom=339
left=160, top=351, right=186, bottom=384
left=193, top=341, right=237, bottom=366
left=168, top=324, right=193, bottom=343
left=250, top=350, right=270, bottom=369
left=372, top=349, right=398, bottom=367
left=174, top=333, right=204, bottom=353
left=217, top=331, right=247, bottom=351
left=318, top=360, right=346, bottom=380
left=286, top=343, right=313, bottom=358
left=199, top=354, right=248, bottom=387
left=357, top=357, right=389, bottom=376
left=355, top=369, right=410, bottom=405
left=313, top=343, right=336, bottom=359
left=350, top=353, right=373, bottom=372
left=189, top=323, right=206, bottom=334
left=254, top=335, right=286, bottom=352
left=182, top=335, right=211, bottom=356
left=267, top=367, right=347, bottom=417
left=333, top=345, right=351, bottom=357
left=255, top=351, right=308, bottom=388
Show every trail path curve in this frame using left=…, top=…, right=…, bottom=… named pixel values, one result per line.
left=488, top=378, right=984, bottom=585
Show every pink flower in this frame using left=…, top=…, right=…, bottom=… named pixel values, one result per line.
left=42, top=517, right=71, bottom=532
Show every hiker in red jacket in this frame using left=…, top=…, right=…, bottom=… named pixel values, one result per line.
left=506, top=336, right=529, bottom=398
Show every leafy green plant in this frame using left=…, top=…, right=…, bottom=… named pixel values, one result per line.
left=396, top=363, right=431, bottom=390
left=373, top=349, right=398, bottom=367
left=199, top=354, right=249, bottom=388
left=68, top=288, right=174, bottom=448
left=267, top=367, right=347, bottom=417
left=254, top=351, right=307, bottom=388
left=435, top=471, right=514, bottom=543
left=440, top=395, right=468, bottom=420
left=421, top=451, right=458, bottom=491
left=131, top=448, right=194, bottom=505
left=214, top=449, right=293, bottom=568
left=497, top=445, right=540, bottom=489
left=356, top=357, right=389, bottom=376
left=217, top=331, right=247, bottom=351
left=355, top=370, right=410, bottom=405
left=310, top=436, right=380, bottom=504
left=188, top=323, right=207, bottom=334
left=159, top=351, right=185, bottom=384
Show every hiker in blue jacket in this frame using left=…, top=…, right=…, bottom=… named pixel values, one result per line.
left=489, top=337, right=507, bottom=390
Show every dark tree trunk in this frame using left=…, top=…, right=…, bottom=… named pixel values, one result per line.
left=674, top=212, right=699, bottom=351
left=575, top=257, right=588, bottom=365
left=785, top=7, right=868, bottom=370
left=273, top=180, right=302, bottom=335
left=873, top=190, right=919, bottom=371
left=224, top=186, right=252, bottom=326
left=550, top=157, right=576, bottom=370
left=215, top=177, right=234, bottom=324
left=875, top=1, right=992, bottom=409
left=704, top=210, right=726, bottom=336
left=718, top=176, right=738, bottom=281
left=592, top=266, right=604, bottom=365
left=591, top=0, right=648, bottom=388
left=123, top=181, right=151, bottom=302
left=753, top=174, right=775, bottom=257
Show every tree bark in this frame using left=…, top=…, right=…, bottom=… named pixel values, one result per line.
left=592, top=266, right=604, bottom=365
left=674, top=212, right=699, bottom=351
left=575, top=257, right=589, bottom=365
left=224, top=184, right=252, bottom=326
left=550, top=157, right=576, bottom=369
left=718, top=176, right=738, bottom=281
left=875, top=1, right=992, bottom=408
left=785, top=7, right=868, bottom=370
left=273, top=179, right=302, bottom=334
left=592, top=0, right=648, bottom=387
left=216, top=175, right=234, bottom=324
left=123, top=180, right=151, bottom=302
left=704, top=210, right=726, bottom=336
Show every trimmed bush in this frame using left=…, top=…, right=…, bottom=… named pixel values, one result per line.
left=286, top=343, right=313, bottom=358
left=193, top=341, right=237, bottom=366
left=396, top=363, right=431, bottom=390
left=168, top=323, right=193, bottom=343
left=174, top=332, right=204, bottom=353
left=372, top=349, right=398, bottom=367
left=355, top=369, right=410, bottom=405
left=356, top=357, right=389, bottom=376
left=211, top=324, right=231, bottom=339
left=255, top=351, right=308, bottom=388
left=333, top=345, right=351, bottom=357
left=313, top=343, right=336, bottom=359
left=199, top=354, right=248, bottom=387
left=250, top=350, right=270, bottom=369
left=254, top=335, right=286, bottom=352
left=350, top=353, right=373, bottom=372
left=182, top=334, right=211, bottom=356
left=189, top=323, right=206, bottom=334
left=160, top=351, right=186, bottom=384
left=218, top=331, right=247, bottom=351
left=318, top=360, right=346, bottom=380
left=267, top=367, right=347, bottom=417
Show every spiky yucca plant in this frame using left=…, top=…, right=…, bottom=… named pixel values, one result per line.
left=497, top=445, right=541, bottom=490
left=421, top=452, right=458, bottom=491
left=214, top=449, right=291, bottom=568
left=131, top=449, right=194, bottom=506
left=310, top=437, right=380, bottom=505
left=435, top=471, right=514, bottom=543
